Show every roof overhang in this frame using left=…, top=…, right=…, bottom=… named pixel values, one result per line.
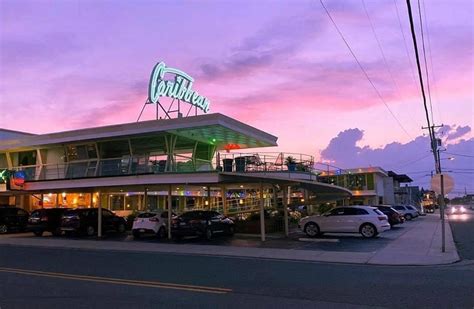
left=0, top=113, right=278, bottom=152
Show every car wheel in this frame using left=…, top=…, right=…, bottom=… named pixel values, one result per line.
left=86, top=225, right=95, bottom=236
left=132, top=230, right=141, bottom=239
left=0, top=224, right=8, bottom=234
left=205, top=228, right=213, bottom=240
left=405, top=214, right=413, bottom=220
left=117, top=223, right=126, bottom=234
left=52, top=228, right=62, bottom=237
left=304, top=222, right=320, bottom=238
left=33, top=230, right=44, bottom=237
left=360, top=223, right=377, bottom=238
left=157, top=227, right=166, bottom=239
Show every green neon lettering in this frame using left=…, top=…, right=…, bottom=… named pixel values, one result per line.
left=148, top=61, right=210, bottom=113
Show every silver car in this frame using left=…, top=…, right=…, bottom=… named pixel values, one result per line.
left=391, top=205, right=419, bottom=220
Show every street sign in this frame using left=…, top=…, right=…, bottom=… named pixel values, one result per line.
left=431, top=173, right=454, bottom=195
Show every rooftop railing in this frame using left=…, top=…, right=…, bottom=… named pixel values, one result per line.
left=4, top=151, right=315, bottom=182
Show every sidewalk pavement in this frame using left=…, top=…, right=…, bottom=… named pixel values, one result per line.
left=0, top=214, right=459, bottom=266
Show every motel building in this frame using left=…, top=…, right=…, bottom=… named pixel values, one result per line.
left=318, top=167, right=413, bottom=206
left=0, top=62, right=351, bottom=240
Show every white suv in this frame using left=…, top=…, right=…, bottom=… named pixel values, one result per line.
left=299, top=206, right=390, bottom=238
left=132, top=211, right=174, bottom=239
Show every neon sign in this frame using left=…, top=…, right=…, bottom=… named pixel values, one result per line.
left=148, top=62, right=210, bottom=113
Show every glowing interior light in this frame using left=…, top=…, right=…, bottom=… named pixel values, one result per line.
left=148, top=62, right=210, bottom=113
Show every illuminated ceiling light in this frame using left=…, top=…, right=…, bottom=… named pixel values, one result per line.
left=62, top=192, right=66, bottom=198
left=239, top=185, right=244, bottom=188
left=205, top=200, right=209, bottom=206
left=48, top=193, right=52, bottom=197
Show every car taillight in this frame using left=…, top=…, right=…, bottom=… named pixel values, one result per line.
left=378, top=216, right=387, bottom=221
left=40, top=216, right=49, bottom=222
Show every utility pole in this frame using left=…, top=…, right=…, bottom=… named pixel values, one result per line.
left=406, top=0, right=446, bottom=253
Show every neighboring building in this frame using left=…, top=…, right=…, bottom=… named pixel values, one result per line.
left=318, top=167, right=390, bottom=205
left=387, top=171, right=414, bottom=205
left=319, top=167, right=415, bottom=206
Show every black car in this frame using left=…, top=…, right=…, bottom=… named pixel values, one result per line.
left=374, top=205, right=404, bottom=227
left=0, top=206, right=29, bottom=234
left=28, top=208, right=69, bottom=236
left=171, top=210, right=235, bottom=240
left=61, top=208, right=126, bottom=236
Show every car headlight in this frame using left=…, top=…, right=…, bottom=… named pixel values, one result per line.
left=460, top=206, right=465, bottom=212
left=451, top=208, right=456, bottom=213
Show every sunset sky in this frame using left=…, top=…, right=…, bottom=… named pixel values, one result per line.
left=0, top=0, right=472, bottom=194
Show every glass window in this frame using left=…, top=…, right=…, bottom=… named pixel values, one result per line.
left=329, top=208, right=344, bottom=216
left=102, top=209, right=113, bottom=217
left=99, top=140, right=130, bottom=159
left=342, top=208, right=357, bottom=215
left=138, top=212, right=156, bottom=218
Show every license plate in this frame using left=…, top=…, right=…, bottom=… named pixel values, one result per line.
left=179, top=222, right=186, bottom=226
left=139, top=229, right=145, bottom=232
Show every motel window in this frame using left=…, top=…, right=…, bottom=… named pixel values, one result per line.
left=66, top=144, right=97, bottom=161
left=99, top=140, right=130, bottom=159
left=366, top=174, right=375, bottom=190
left=0, top=153, right=7, bottom=169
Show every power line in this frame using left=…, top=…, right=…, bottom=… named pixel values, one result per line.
left=417, top=0, right=434, bottom=125
left=319, top=0, right=413, bottom=139
left=444, top=151, right=474, bottom=158
left=361, top=0, right=403, bottom=102
left=393, top=0, right=418, bottom=87
left=405, top=0, right=438, bottom=172
left=420, top=0, right=443, bottom=124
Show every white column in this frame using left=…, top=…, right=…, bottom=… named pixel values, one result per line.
left=221, top=186, right=227, bottom=215
left=98, top=193, right=103, bottom=238
left=167, top=185, right=172, bottom=239
left=283, top=187, right=289, bottom=237
left=260, top=182, right=266, bottom=242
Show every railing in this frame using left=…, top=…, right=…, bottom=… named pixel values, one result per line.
left=7, top=152, right=315, bottom=182
left=217, top=152, right=314, bottom=173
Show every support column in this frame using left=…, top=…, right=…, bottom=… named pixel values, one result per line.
left=260, top=182, right=266, bottom=242
left=207, top=186, right=211, bottom=210
left=221, top=186, right=227, bottom=215
left=144, top=188, right=148, bottom=210
left=167, top=185, right=172, bottom=240
left=40, top=193, right=44, bottom=208
left=90, top=192, right=93, bottom=208
left=98, top=192, right=103, bottom=238
left=283, top=187, right=289, bottom=237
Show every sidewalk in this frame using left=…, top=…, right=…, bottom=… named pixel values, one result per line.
left=0, top=214, right=459, bottom=266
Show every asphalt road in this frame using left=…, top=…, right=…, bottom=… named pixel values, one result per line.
left=0, top=245, right=473, bottom=308
left=449, top=207, right=474, bottom=260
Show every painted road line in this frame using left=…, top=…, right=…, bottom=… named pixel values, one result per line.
left=298, top=238, right=340, bottom=243
left=0, top=267, right=231, bottom=294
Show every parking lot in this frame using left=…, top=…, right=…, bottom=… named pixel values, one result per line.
left=0, top=216, right=423, bottom=254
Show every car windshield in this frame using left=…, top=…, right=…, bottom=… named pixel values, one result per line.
left=137, top=212, right=157, bottom=218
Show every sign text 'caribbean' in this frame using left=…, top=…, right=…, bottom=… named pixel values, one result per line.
left=148, top=62, right=210, bottom=113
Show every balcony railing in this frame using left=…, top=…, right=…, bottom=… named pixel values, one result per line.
left=6, top=151, right=315, bottom=182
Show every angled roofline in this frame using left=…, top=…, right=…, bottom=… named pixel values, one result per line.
left=0, top=128, right=36, bottom=136
left=0, top=113, right=278, bottom=151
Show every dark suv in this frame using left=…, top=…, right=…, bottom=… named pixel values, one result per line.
left=28, top=208, right=69, bottom=236
left=0, top=206, right=29, bottom=234
left=61, top=208, right=126, bottom=236
left=374, top=205, right=404, bottom=227
left=171, top=210, right=235, bottom=240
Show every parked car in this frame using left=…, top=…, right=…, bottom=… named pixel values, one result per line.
left=132, top=211, right=175, bottom=239
left=449, top=205, right=466, bottom=214
left=392, top=205, right=418, bottom=220
left=28, top=208, right=69, bottom=236
left=171, top=210, right=235, bottom=240
left=0, top=206, right=29, bottom=234
left=373, top=205, right=404, bottom=227
left=406, top=205, right=422, bottom=216
left=299, top=206, right=390, bottom=238
left=61, top=208, right=126, bottom=236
